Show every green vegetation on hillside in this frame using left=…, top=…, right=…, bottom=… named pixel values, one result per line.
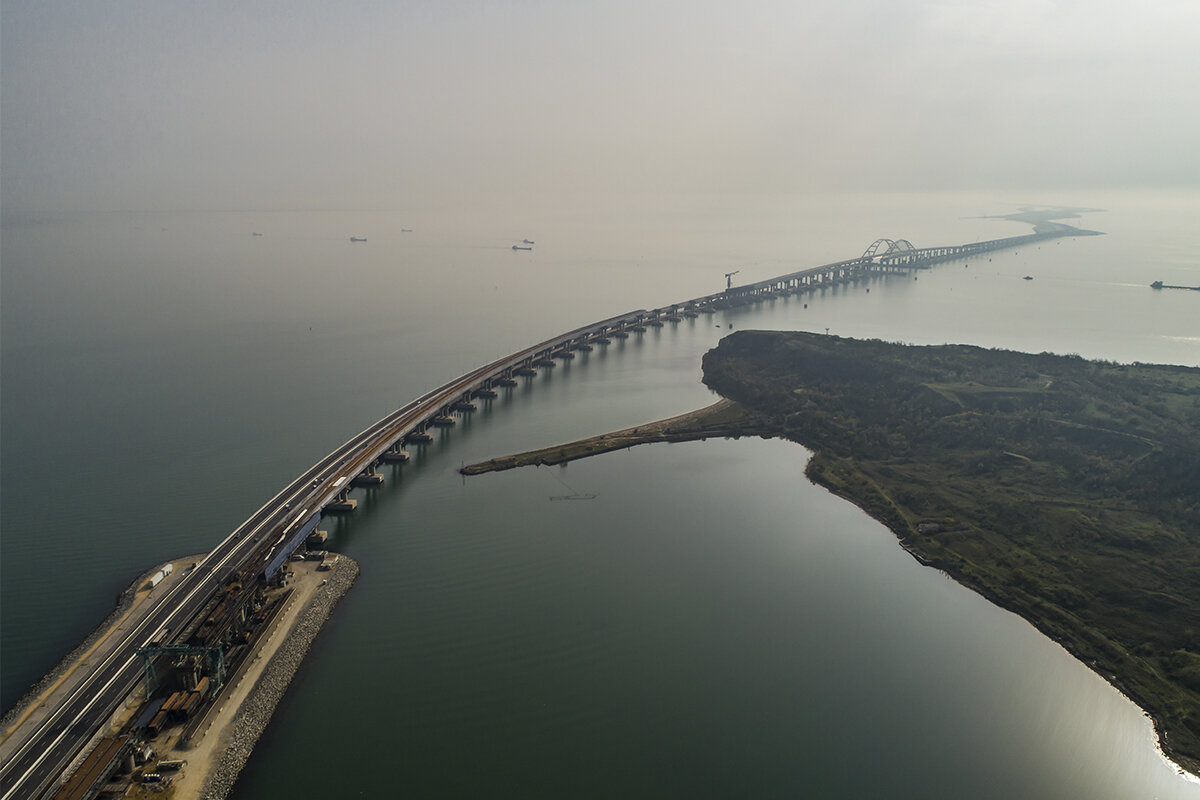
left=702, top=331, right=1200, bottom=773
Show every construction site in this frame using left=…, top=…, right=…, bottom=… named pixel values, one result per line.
left=44, top=529, right=350, bottom=800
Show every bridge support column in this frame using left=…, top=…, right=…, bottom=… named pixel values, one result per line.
left=352, top=462, right=384, bottom=486
left=451, top=390, right=478, bottom=411
left=405, top=424, right=433, bottom=444
left=326, top=489, right=357, bottom=513
left=382, top=442, right=411, bottom=463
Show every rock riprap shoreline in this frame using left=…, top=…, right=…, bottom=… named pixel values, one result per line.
left=195, top=557, right=359, bottom=800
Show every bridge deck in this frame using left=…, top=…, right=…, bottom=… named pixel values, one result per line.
left=1, top=223, right=1099, bottom=800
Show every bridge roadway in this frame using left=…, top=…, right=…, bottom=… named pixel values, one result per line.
left=0, top=309, right=649, bottom=800
left=1, top=225, right=1091, bottom=799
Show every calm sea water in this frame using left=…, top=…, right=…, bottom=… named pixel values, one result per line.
left=2, top=190, right=1198, bottom=797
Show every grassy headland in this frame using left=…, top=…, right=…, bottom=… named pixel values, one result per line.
left=702, top=331, right=1200, bottom=774
left=460, top=330, right=1200, bottom=773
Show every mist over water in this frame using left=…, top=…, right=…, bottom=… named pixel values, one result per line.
left=2, top=191, right=1199, bottom=797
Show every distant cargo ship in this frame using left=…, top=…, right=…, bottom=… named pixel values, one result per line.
left=349, top=236, right=367, bottom=242
left=1151, top=280, right=1199, bottom=291
left=512, top=245, right=532, bottom=251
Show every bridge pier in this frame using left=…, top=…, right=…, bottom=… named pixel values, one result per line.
left=352, top=462, right=384, bottom=486
left=451, top=390, right=478, bottom=411
left=382, top=442, right=410, bottom=463
left=431, top=406, right=456, bottom=426
left=405, top=424, right=434, bottom=444
left=326, top=489, right=357, bottom=513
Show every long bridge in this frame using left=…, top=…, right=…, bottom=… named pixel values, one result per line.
left=0, top=223, right=1095, bottom=800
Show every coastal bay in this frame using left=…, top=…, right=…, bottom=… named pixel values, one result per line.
left=463, top=331, right=1200, bottom=776
left=6, top=197, right=1199, bottom=798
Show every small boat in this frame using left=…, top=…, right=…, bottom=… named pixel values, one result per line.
left=512, top=245, right=532, bottom=251
left=522, top=239, right=535, bottom=245
left=401, top=228, right=413, bottom=233
left=350, top=236, right=367, bottom=242
left=252, top=232, right=264, bottom=236
left=1023, top=275, right=1033, bottom=281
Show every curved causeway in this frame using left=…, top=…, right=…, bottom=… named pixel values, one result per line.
left=0, top=224, right=1094, bottom=800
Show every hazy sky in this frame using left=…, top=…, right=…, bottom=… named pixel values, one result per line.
left=3, top=0, right=1198, bottom=216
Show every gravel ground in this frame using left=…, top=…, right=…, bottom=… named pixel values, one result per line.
left=197, top=557, right=359, bottom=800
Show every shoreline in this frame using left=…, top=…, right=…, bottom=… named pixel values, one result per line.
left=185, top=555, right=360, bottom=800
left=460, top=404, right=1200, bottom=781
left=799, top=453, right=1200, bottom=781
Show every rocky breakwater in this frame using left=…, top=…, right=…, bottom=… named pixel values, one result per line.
left=198, top=557, right=360, bottom=800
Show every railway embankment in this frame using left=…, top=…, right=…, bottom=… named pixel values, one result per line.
left=0, top=555, right=205, bottom=764
left=171, top=555, right=359, bottom=800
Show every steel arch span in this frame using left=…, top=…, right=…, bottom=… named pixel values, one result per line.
left=862, top=238, right=916, bottom=258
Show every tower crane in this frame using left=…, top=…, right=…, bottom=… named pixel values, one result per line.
left=724, top=270, right=740, bottom=290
